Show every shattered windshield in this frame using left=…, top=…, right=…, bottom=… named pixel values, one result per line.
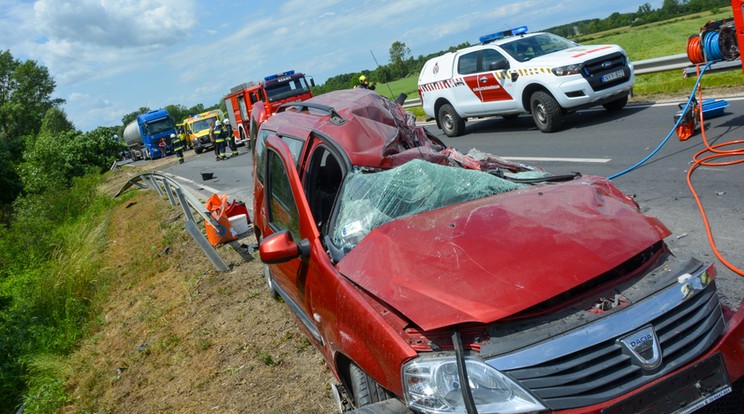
left=330, top=159, right=527, bottom=253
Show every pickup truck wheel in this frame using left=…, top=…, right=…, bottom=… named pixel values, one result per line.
left=438, top=104, right=465, bottom=137
left=603, top=95, right=628, bottom=111
left=530, top=91, right=562, bottom=133
left=349, top=364, right=393, bottom=408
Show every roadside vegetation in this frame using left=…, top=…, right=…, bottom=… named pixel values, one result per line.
left=1, top=1, right=743, bottom=412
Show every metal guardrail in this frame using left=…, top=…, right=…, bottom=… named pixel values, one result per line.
left=114, top=172, right=230, bottom=272
left=400, top=54, right=741, bottom=108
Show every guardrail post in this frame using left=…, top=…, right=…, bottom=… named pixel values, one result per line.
left=162, top=180, right=176, bottom=206
left=150, top=176, right=165, bottom=197
left=174, top=188, right=196, bottom=223
left=184, top=220, right=230, bottom=272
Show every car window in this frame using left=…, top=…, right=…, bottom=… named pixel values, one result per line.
left=305, top=145, right=344, bottom=234
left=254, top=132, right=304, bottom=184
left=254, top=129, right=271, bottom=183
left=482, top=49, right=509, bottom=71
left=266, top=150, right=301, bottom=241
left=457, top=51, right=479, bottom=75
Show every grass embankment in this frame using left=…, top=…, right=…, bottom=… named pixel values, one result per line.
left=376, top=8, right=744, bottom=109
left=1, top=167, right=335, bottom=413
left=0, top=174, right=117, bottom=412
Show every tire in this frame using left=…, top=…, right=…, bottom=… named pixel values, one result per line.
left=437, top=103, right=465, bottom=137
left=349, top=364, right=394, bottom=408
left=603, top=94, right=628, bottom=111
left=530, top=91, right=562, bottom=133
left=263, top=264, right=279, bottom=300
left=194, top=147, right=203, bottom=154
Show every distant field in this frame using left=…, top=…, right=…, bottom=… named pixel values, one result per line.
left=376, top=9, right=744, bottom=102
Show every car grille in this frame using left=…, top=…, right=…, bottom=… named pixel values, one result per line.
left=581, top=52, right=631, bottom=92
left=500, top=283, right=725, bottom=410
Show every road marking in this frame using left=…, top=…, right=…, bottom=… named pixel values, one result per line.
left=502, top=156, right=611, bottom=163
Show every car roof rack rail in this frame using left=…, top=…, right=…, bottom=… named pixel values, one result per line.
left=278, top=102, right=348, bottom=125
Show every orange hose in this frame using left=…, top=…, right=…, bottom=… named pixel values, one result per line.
left=686, top=80, right=744, bottom=276
left=687, top=35, right=705, bottom=64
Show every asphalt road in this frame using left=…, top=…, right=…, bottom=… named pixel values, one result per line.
left=160, top=97, right=744, bottom=307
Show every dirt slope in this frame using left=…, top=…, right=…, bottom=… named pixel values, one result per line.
left=63, top=168, right=337, bottom=413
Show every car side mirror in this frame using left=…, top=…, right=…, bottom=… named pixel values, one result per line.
left=259, top=230, right=310, bottom=264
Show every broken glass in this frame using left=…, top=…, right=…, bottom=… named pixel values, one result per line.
left=331, top=159, right=527, bottom=252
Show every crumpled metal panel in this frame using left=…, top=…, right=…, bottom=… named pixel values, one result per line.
left=336, top=175, right=671, bottom=331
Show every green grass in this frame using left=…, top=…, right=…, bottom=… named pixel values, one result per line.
left=0, top=173, right=118, bottom=412
left=377, top=8, right=744, bottom=103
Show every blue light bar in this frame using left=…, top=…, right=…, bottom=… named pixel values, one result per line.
left=480, top=26, right=528, bottom=43
left=265, top=70, right=296, bottom=81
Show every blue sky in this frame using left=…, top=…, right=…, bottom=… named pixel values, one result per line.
left=0, top=0, right=663, bottom=132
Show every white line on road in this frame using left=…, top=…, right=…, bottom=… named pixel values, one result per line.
left=502, top=156, right=611, bottom=163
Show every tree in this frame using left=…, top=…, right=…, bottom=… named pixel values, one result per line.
left=389, top=41, right=411, bottom=78
left=0, top=50, right=63, bottom=212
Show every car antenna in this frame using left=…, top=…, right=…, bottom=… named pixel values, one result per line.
left=369, top=50, right=397, bottom=99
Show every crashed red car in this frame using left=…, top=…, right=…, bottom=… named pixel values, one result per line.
left=251, top=89, right=744, bottom=413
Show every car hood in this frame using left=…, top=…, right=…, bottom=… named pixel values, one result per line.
left=336, top=176, right=670, bottom=331
left=526, top=45, right=625, bottom=66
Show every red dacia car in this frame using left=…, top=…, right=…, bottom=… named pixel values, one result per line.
left=251, top=89, right=744, bottom=414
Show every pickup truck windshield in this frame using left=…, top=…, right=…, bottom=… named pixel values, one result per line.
left=500, top=33, right=577, bottom=62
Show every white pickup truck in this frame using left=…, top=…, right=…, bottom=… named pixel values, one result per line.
left=418, top=26, right=635, bottom=136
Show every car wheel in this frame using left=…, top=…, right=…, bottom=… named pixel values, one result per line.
left=194, top=147, right=203, bottom=154
left=437, top=104, right=465, bottom=137
left=603, top=95, right=629, bottom=111
left=263, top=264, right=279, bottom=300
left=349, top=364, right=394, bottom=408
left=530, top=91, right=562, bottom=133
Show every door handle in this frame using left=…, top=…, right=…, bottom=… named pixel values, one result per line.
left=455, top=80, right=464, bottom=86
left=480, top=77, right=488, bottom=83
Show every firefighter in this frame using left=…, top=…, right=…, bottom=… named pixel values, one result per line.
left=212, top=120, right=227, bottom=161
left=224, top=118, right=238, bottom=157
left=177, top=126, right=189, bottom=149
left=356, top=75, right=375, bottom=90
left=171, top=132, right=185, bottom=164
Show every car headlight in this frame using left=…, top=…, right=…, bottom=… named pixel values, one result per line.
left=402, top=355, right=546, bottom=414
left=551, top=64, right=582, bottom=76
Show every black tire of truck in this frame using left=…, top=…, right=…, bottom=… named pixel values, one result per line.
left=438, top=103, right=466, bottom=137
left=530, top=91, right=563, bottom=133
left=603, top=94, right=629, bottom=111
left=349, top=364, right=395, bottom=408
left=194, top=147, right=203, bottom=154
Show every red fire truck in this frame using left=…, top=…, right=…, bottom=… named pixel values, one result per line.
left=223, top=70, right=314, bottom=146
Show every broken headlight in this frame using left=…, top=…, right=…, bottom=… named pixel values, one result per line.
left=402, top=355, right=546, bottom=413
left=551, top=63, right=582, bottom=76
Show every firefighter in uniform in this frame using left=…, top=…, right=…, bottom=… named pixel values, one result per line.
left=171, top=133, right=185, bottom=164
left=224, top=118, right=238, bottom=157
left=214, top=120, right=227, bottom=161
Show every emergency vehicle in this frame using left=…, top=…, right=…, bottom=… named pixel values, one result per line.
left=418, top=26, right=635, bottom=136
left=182, top=109, right=224, bottom=154
left=223, top=70, right=314, bottom=146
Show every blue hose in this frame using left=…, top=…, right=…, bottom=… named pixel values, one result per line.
left=608, top=62, right=713, bottom=180
left=703, top=31, right=724, bottom=61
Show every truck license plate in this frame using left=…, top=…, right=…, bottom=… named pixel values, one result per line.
left=602, top=69, right=625, bottom=83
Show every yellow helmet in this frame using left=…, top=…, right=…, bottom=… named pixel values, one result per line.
left=359, top=75, right=366, bottom=82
